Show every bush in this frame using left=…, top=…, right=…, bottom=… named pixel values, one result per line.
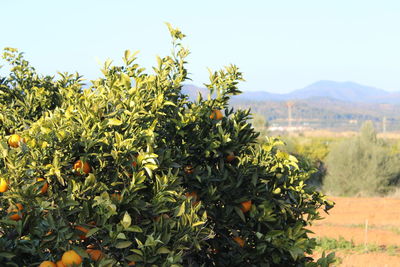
left=0, top=24, right=334, bottom=266
left=280, top=136, right=332, bottom=188
left=324, top=121, right=400, bottom=196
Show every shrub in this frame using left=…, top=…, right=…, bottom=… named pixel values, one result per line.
left=324, top=121, right=400, bottom=196
left=0, top=24, right=334, bottom=266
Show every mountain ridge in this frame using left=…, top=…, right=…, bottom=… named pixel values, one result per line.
left=183, top=80, right=400, bottom=104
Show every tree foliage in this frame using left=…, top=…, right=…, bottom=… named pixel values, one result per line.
left=0, top=24, right=334, bottom=266
left=324, top=121, right=400, bottom=196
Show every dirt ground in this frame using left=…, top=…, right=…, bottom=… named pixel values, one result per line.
left=310, top=197, right=400, bottom=266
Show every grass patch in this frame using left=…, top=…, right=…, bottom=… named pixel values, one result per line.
left=315, top=237, right=400, bottom=255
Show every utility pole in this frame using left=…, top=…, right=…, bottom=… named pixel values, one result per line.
left=286, top=101, right=294, bottom=128
left=382, top=116, right=387, bottom=133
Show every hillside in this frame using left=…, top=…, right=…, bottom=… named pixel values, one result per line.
left=182, top=82, right=400, bottom=132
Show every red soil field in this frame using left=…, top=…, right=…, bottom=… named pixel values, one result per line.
left=309, top=197, right=400, bottom=266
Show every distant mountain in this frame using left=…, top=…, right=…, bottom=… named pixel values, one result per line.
left=183, top=81, right=400, bottom=104
left=181, top=84, right=209, bottom=100
left=287, top=80, right=390, bottom=102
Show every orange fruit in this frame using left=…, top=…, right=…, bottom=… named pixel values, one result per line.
left=73, top=160, right=91, bottom=175
left=61, top=250, right=82, bottom=266
left=210, top=109, right=223, bottom=120
left=240, top=200, right=252, bottom=213
left=132, top=161, right=137, bottom=168
left=226, top=153, right=235, bottom=162
left=8, top=134, right=22, bottom=148
left=111, top=193, right=122, bottom=201
left=37, top=178, right=48, bottom=194
left=86, top=249, right=103, bottom=261
left=233, top=236, right=245, bottom=247
left=75, top=225, right=89, bottom=240
left=39, top=261, right=57, bottom=267
left=185, top=191, right=199, bottom=206
left=8, top=203, right=23, bottom=221
left=184, top=165, right=194, bottom=175
left=56, top=261, right=65, bottom=267
left=0, top=178, right=8, bottom=193
left=128, top=261, right=136, bottom=266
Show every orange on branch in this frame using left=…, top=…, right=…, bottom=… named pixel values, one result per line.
left=73, top=160, right=91, bottom=175
left=61, top=250, right=82, bottom=266
left=39, top=261, right=56, bottom=267
left=210, top=109, right=223, bottom=120
left=240, top=200, right=252, bottom=213
left=233, top=236, right=245, bottom=247
left=56, top=261, right=65, bottom=267
left=37, top=178, right=48, bottom=194
left=86, top=249, right=103, bottom=261
left=0, top=178, right=8, bottom=193
left=226, top=153, right=236, bottom=163
left=185, top=191, right=199, bottom=206
left=8, top=203, right=23, bottom=221
left=74, top=225, right=89, bottom=240
left=8, top=134, right=23, bottom=148
left=184, top=165, right=194, bottom=174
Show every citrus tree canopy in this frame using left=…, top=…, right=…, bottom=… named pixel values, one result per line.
left=0, top=24, right=334, bottom=266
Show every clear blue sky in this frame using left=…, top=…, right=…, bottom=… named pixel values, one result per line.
left=1, top=0, right=400, bottom=93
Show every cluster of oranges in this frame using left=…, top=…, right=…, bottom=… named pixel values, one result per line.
left=38, top=250, right=82, bottom=267
left=5, top=109, right=243, bottom=264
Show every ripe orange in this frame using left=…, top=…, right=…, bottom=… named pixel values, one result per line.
left=0, top=178, right=8, bottom=193
left=61, top=250, right=82, bottom=266
left=73, top=160, right=91, bottom=175
left=37, top=178, right=48, bottom=194
left=86, top=249, right=103, bottom=261
left=56, top=261, right=65, bottom=267
left=75, top=225, right=89, bottom=240
left=233, top=236, right=245, bottom=247
left=8, top=134, right=22, bottom=148
left=8, top=203, right=23, bottom=221
left=240, top=200, right=252, bottom=213
left=210, top=109, right=223, bottom=120
left=184, top=165, right=194, bottom=175
left=39, top=261, right=57, bottom=267
left=226, top=153, right=235, bottom=162
left=128, top=261, right=136, bottom=266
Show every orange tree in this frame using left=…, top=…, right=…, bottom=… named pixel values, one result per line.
left=0, top=24, right=334, bottom=266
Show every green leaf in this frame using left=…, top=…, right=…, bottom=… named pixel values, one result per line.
left=86, top=227, right=99, bottom=237
left=115, top=241, right=133, bottom=249
left=121, top=212, right=132, bottom=229
left=176, top=202, right=185, bottom=217
left=156, top=247, right=171, bottom=254
left=107, top=118, right=122, bottom=126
